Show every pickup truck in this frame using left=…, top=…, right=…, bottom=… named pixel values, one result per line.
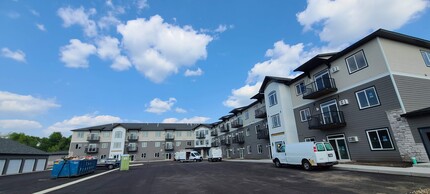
left=98, top=158, right=120, bottom=169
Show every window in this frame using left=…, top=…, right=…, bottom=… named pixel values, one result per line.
left=295, top=82, right=305, bottom=95
left=246, top=128, right=250, bottom=136
left=113, top=142, right=121, bottom=149
left=155, top=142, right=160, bottom=147
left=268, top=91, right=278, bottom=106
left=114, top=131, right=122, bottom=138
left=100, top=155, right=106, bottom=159
left=154, top=153, right=159, bottom=158
left=103, top=132, right=110, bottom=138
left=421, top=50, right=430, bottom=67
left=255, top=125, right=259, bottom=135
left=244, top=111, right=249, bottom=120
left=142, top=142, right=147, bottom=148
left=257, top=144, right=263, bottom=154
left=176, top=142, right=181, bottom=147
left=77, top=132, right=84, bottom=138
left=356, top=87, right=380, bottom=109
left=187, top=131, right=192, bottom=137
left=346, top=50, right=368, bottom=73
left=205, top=140, right=209, bottom=145
left=75, top=144, right=81, bottom=149
left=304, top=137, right=315, bottom=142
left=187, top=141, right=192, bottom=146
left=176, top=131, right=182, bottom=137
left=142, top=131, right=148, bottom=137
left=155, top=131, right=161, bottom=137
left=366, top=128, right=394, bottom=150
left=247, top=145, right=252, bottom=154
left=275, top=141, right=285, bottom=153
left=196, top=141, right=200, bottom=146
left=101, top=143, right=108, bottom=149
left=271, top=114, right=281, bottom=128
left=299, top=108, right=311, bottom=122
left=205, top=130, right=208, bottom=135
left=142, top=153, right=146, bottom=158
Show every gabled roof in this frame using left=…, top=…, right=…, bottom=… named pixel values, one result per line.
left=294, top=52, right=337, bottom=73
left=229, top=106, right=248, bottom=114
left=219, top=114, right=234, bottom=121
left=72, top=123, right=201, bottom=132
left=0, top=138, right=49, bottom=156
left=401, top=107, right=430, bottom=118
left=258, top=76, right=292, bottom=94
left=192, top=124, right=213, bottom=130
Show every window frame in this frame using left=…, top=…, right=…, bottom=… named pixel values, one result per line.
left=345, top=50, right=369, bottom=74
left=247, top=145, right=252, bottom=154
left=271, top=114, right=281, bottom=128
left=257, top=144, right=263, bottom=154
left=365, top=128, right=395, bottom=151
left=304, top=137, right=315, bottom=142
left=142, top=142, right=147, bottom=148
left=295, top=81, right=305, bottom=95
left=299, top=108, right=311, bottom=122
left=155, top=142, right=160, bottom=147
left=77, top=132, right=84, bottom=138
left=421, top=50, right=430, bottom=67
left=268, top=91, right=278, bottom=107
left=355, top=86, right=381, bottom=110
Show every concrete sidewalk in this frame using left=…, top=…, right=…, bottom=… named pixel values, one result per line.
left=224, top=159, right=430, bottom=178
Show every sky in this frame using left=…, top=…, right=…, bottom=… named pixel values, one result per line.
left=0, top=0, right=429, bottom=137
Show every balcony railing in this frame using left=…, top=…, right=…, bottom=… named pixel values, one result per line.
left=165, top=133, right=175, bottom=140
left=225, top=138, right=231, bottom=145
left=220, top=125, right=230, bottom=132
left=87, top=135, right=100, bottom=142
left=211, top=141, right=220, bottom=147
left=128, top=135, right=139, bottom=142
left=196, top=132, right=205, bottom=139
left=85, top=148, right=99, bottom=153
left=255, top=107, right=267, bottom=119
left=165, top=144, right=174, bottom=151
left=211, top=130, right=218, bottom=136
left=303, top=78, right=337, bottom=99
left=308, top=111, right=346, bottom=130
left=232, top=133, right=245, bottom=144
left=231, top=118, right=243, bottom=128
left=127, top=146, right=138, bottom=152
left=256, top=125, right=269, bottom=140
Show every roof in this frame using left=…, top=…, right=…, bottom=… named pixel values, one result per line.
left=219, top=114, right=234, bottom=121
left=401, top=107, right=430, bottom=118
left=192, top=124, right=213, bottom=130
left=0, top=138, right=49, bottom=156
left=229, top=106, right=248, bottom=114
left=293, top=52, right=337, bottom=72
left=258, top=76, right=292, bottom=94
left=72, top=123, right=201, bottom=132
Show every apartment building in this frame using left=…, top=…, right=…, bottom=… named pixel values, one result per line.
left=69, top=123, right=198, bottom=162
left=210, top=100, right=271, bottom=160
left=193, top=124, right=212, bottom=157
left=257, top=29, right=430, bottom=163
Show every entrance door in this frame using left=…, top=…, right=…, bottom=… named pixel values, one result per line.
left=314, top=70, right=330, bottom=91
left=226, top=149, right=230, bottom=158
left=239, top=149, right=244, bottom=159
left=165, top=153, right=172, bottom=160
left=320, top=100, right=340, bottom=124
left=327, top=134, right=350, bottom=160
left=419, top=127, right=430, bottom=158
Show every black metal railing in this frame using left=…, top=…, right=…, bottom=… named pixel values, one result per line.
left=127, top=146, right=138, bottom=152
left=87, top=135, right=100, bottom=142
left=211, top=140, right=220, bottom=147
left=165, top=133, right=175, bottom=140
left=85, top=148, right=99, bottom=153
left=255, top=107, right=267, bottom=118
left=220, top=124, right=229, bottom=132
left=257, top=125, right=269, bottom=140
left=232, top=133, right=245, bottom=144
left=211, top=130, right=218, bottom=136
left=128, top=135, right=139, bottom=142
left=231, top=118, right=243, bottom=128
left=303, top=78, right=337, bottom=99
left=196, top=132, right=205, bottom=139
left=308, top=111, right=346, bottom=130
left=165, top=144, right=174, bottom=151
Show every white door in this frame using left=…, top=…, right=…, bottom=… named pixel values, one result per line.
left=6, top=159, right=22, bottom=175
left=22, top=159, right=35, bottom=173
left=271, top=134, right=286, bottom=164
left=35, top=159, right=46, bottom=171
left=239, top=149, right=244, bottom=159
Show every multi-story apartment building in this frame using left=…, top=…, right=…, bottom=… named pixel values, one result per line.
left=193, top=124, right=212, bottom=157
left=257, top=29, right=430, bottom=163
left=69, top=123, right=198, bottom=162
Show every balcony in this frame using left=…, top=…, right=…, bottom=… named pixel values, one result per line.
left=231, top=118, right=243, bottom=128
left=225, top=138, right=231, bottom=145
left=256, top=125, right=269, bottom=140
left=165, top=133, right=175, bottom=140
left=196, top=132, right=205, bottom=139
left=255, top=107, right=267, bottom=119
left=127, top=135, right=139, bottom=142
left=127, top=146, right=138, bottom=152
left=232, top=133, right=245, bottom=144
left=211, top=141, right=220, bottom=147
left=211, top=130, right=218, bottom=136
left=87, top=135, right=100, bottom=142
left=165, top=144, right=174, bottom=151
left=308, top=111, right=346, bottom=130
left=220, top=124, right=230, bottom=132
left=303, top=78, right=337, bottom=99
left=85, top=148, right=99, bottom=153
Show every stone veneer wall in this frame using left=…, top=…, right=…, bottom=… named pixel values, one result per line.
left=386, top=109, right=430, bottom=162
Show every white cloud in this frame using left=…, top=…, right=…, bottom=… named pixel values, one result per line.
left=7, top=12, right=20, bottom=19
left=45, top=114, right=122, bottom=136
left=184, top=68, right=203, bottom=77
left=0, top=91, right=60, bottom=115
left=30, top=9, right=40, bottom=16
left=215, top=24, right=227, bottom=33
left=175, top=108, right=187, bottom=113
left=36, top=23, right=46, bottom=31
left=98, top=14, right=121, bottom=30
left=162, top=116, right=210, bottom=124
left=111, top=55, right=132, bottom=71
left=0, top=120, right=42, bottom=131
left=60, top=39, right=96, bottom=68
left=118, top=15, right=213, bottom=83
left=57, top=6, right=98, bottom=37
left=1, top=48, right=26, bottom=63
left=223, top=82, right=262, bottom=108
left=297, top=0, right=429, bottom=46
left=96, top=36, right=131, bottom=71
left=145, top=97, right=177, bottom=114
left=136, top=0, right=149, bottom=10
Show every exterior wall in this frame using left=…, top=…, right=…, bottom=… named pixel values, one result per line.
left=0, top=155, right=48, bottom=176
left=393, top=75, right=430, bottom=112
left=294, top=75, right=404, bottom=162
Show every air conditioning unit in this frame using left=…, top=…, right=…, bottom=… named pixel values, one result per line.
left=347, top=136, right=359, bottom=143
left=339, top=99, right=349, bottom=106
left=330, top=66, right=340, bottom=73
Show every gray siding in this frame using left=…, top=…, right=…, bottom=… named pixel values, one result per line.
left=394, top=75, right=430, bottom=112
left=406, top=116, right=430, bottom=144
left=294, top=75, right=403, bottom=162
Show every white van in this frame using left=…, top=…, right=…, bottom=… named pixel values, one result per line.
left=272, top=141, right=338, bottom=170
left=208, top=147, right=222, bottom=162
left=174, top=150, right=203, bottom=162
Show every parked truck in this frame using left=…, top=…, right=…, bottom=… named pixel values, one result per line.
left=208, top=147, right=222, bottom=162
left=271, top=140, right=338, bottom=170
left=174, top=150, right=203, bottom=162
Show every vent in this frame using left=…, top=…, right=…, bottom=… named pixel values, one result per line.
left=330, top=66, right=340, bottom=73
left=347, top=136, right=359, bottom=143
left=339, top=99, right=349, bottom=106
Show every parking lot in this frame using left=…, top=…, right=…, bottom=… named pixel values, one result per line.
left=1, top=161, right=429, bottom=194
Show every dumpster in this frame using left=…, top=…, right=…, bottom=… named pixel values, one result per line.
left=51, top=159, right=97, bottom=178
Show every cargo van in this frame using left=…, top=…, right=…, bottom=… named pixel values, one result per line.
left=174, top=150, right=203, bottom=162
left=208, top=147, right=222, bottom=162
left=272, top=141, right=338, bottom=170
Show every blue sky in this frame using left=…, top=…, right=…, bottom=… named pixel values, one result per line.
left=0, top=0, right=429, bottom=137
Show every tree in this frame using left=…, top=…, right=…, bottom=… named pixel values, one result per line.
left=7, top=132, right=70, bottom=152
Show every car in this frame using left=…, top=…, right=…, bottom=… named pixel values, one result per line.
left=103, top=158, right=120, bottom=169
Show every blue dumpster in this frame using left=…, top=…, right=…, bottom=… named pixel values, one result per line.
left=51, top=159, right=97, bottom=178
